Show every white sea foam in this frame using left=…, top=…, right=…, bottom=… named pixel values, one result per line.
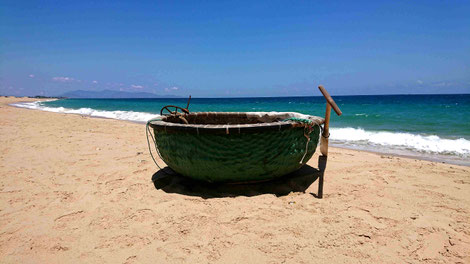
left=330, top=127, right=470, bottom=157
left=12, top=101, right=470, bottom=158
left=11, top=101, right=159, bottom=122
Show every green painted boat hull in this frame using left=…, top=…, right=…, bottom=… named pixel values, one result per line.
left=152, top=125, right=320, bottom=182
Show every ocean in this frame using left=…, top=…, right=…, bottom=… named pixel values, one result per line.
left=13, top=94, right=470, bottom=166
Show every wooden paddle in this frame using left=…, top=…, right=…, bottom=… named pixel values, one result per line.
left=318, top=85, right=342, bottom=156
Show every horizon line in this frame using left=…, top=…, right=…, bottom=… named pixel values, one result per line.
left=3, top=92, right=470, bottom=99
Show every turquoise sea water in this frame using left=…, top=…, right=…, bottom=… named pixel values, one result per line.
left=13, top=94, right=470, bottom=165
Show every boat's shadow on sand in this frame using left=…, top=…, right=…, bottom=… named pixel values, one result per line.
left=151, top=163, right=325, bottom=199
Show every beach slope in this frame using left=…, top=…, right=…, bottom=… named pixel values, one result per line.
left=0, top=97, right=469, bottom=263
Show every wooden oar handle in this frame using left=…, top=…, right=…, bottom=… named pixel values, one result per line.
left=318, top=85, right=342, bottom=116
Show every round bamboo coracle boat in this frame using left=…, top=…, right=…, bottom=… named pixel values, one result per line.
left=148, top=112, right=324, bottom=182
left=146, top=86, right=342, bottom=183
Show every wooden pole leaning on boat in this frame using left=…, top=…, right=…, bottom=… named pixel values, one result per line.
left=316, top=85, right=342, bottom=198
left=318, top=85, right=342, bottom=156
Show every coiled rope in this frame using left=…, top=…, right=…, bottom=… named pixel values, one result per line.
left=282, top=117, right=321, bottom=164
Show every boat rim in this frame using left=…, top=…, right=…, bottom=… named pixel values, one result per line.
left=148, top=111, right=324, bottom=134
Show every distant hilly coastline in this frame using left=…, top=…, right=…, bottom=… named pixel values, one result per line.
left=61, top=89, right=181, bottom=99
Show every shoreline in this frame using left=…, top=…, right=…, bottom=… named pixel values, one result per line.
left=9, top=98, right=469, bottom=167
left=330, top=143, right=470, bottom=167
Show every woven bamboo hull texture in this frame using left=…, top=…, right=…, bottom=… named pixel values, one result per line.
left=153, top=125, right=320, bottom=182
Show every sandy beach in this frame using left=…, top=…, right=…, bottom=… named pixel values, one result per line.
left=0, top=97, right=469, bottom=263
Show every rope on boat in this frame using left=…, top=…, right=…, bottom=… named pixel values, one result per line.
left=146, top=118, right=165, bottom=171
left=282, top=117, right=320, bottom=164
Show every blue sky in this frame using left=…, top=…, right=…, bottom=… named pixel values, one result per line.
left=1, top=0, right=469, bottom=97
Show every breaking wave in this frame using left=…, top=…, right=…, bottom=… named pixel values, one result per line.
left=330, top=127, right=470, bottom=157
left=12, top=101, right=470, bottom=158
left=11, top=101, right=159, bottom=123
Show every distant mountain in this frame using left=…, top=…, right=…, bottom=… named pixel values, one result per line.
left=61, top=89, right=181, bottom=99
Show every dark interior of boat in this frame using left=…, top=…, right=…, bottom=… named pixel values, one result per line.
left=164, top=113, right=285, bottom=125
